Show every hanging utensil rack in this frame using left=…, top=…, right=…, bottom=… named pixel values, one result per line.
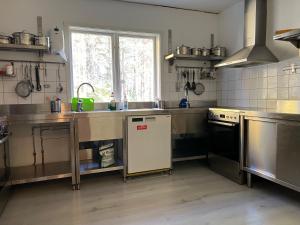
left=175, top=65, right=204, bottom=70
left=0, top=59, right=65, bottom=65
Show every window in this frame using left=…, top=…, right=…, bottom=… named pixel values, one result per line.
left=70, top=27, right=159, bottom=102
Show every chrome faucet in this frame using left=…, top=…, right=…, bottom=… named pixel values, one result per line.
left=76, top=82, right=95, bottom=112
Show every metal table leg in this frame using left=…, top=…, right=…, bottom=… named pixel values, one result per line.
left=73, top=119, right=81, bottom=190
left=69, top=121, right=77, bottom=190
left=247, top=172, right=252, bottom=188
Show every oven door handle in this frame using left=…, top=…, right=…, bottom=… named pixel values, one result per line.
left=208, top=120, right=237, bottom=127
left=0, top=135, right=9, bottom=144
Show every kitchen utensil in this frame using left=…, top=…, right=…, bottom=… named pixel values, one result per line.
left=176, top=68, right=181, bottom=92
left=186, top=70, right=191, bottom=90
left=15, top=64, right=31, bottom=98
left=24, top=64, right=33, bottom=92
left=210, top=68, right=217, bottom=80
left=212, top=46, right=226, bottom=57
left=202, top=47, right=211, bottom=56
left=29, top=64, right=34, bottom=91
left=44, top=63, right=47, bottom=79
left=182, top=70, right=187, bottom=90
left=192, top=70, right=196, bottom=90
left=0, top=34, right=12, bottom=44
left=201, top=68, right=207, bottom=79
left=193, top=82, right=205, bottom=95
left=34, top=36, right=50, bottom=48
left=12, top=31, right=35, bottom=45
left=176, top=45, right=191, bottom=55
left=35, top=65, right=42, bottom=91
left=191, top=48, right=201, bottom=56
left=57, top=64, right=63, bottom=93
left=197, top=68, right=202, bottom=80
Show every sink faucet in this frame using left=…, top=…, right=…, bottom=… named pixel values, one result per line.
left=76, top=82, right=95, bottom=112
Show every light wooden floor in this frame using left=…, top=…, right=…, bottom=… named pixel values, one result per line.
left=2, top=161, right=300, bottom=225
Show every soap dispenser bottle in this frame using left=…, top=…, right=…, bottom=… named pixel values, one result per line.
left=109, top=92, right=117, bottom=110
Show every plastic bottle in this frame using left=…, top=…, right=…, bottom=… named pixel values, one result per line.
left=109, top=92, right=116, bottom=110
left=123, top=94, right=128, bottom=110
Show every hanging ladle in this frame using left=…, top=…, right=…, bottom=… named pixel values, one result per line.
left=56, top=64, right=63, bottom=93
left=185, top=70, right=191, bottom=90
left=192, top=70, right=196, bottom=90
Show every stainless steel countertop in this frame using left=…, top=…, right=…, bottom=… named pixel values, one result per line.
left=7, top=107, right=209, bottom=124
left=210, top=105, right=300, bottom=122
left=242, top=109, right=300, bottom=121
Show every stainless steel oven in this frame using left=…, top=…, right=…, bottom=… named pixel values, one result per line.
left=0, top=118, right=10, bottom=215
left=207, top=108, right=245, bottom=184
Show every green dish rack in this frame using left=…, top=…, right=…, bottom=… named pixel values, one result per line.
left=71, top=98, right=95, bottom=111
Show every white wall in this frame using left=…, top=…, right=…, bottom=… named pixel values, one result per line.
left=0, top=0, right=219, bottom=105
left=217, top=0, right=300, bottom=109
left=218, top=0, right=244, bottom=55
left=0, top=0, right=219, bottom=166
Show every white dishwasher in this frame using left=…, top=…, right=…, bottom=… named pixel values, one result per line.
left=126, top=114, right=172, bottom=176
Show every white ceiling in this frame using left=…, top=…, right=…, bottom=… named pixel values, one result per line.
left=116, top=0, right=241, bottom=13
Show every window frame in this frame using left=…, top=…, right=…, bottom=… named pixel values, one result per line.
left=69, top=26, right=160, bottom=102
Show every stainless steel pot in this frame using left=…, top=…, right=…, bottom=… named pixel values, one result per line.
left=176, top=45, right=191, bottom=55
left=12, top=31, right=35, bottom=45
left=212, top=46, right=226, bottom=57
left=191, top=48, right=201, bottom=56
left=34, top=36, right=50, bottom=48
left=0, top=34, right=12, bottom=44
left=202, top=47, right=211, bottom=56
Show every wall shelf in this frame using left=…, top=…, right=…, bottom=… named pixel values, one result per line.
left=165, top=53, right=225, bottom=66
left=274, top=29, right=300, bottom=48
left=0, top=43, right=49, bottom=52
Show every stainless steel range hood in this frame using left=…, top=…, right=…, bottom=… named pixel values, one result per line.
left=215, top=0, right=278, bottom=68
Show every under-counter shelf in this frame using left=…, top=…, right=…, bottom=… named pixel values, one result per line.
left=11, top=161, right=72, bottom=185
left=80, top=159, right=123, bottom=175
left=0, top=43, right=49, bottom=52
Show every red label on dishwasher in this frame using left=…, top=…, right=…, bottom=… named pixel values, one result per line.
left=137, top=125, right=147, bottom=130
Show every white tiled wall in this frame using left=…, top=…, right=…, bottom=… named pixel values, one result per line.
left=1, top=60, right=217, bottom=105
left=0, top=62, right=68, bottom=105
left=217, top=57, right=300, bottom=110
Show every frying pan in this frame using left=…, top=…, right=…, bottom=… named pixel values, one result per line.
left=193, top=82, right=205, bottom=95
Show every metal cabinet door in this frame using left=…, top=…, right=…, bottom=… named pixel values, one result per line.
left=245, top=119, right=277, bottom=178
left=78, top=117, right=123, bottom=142
left=277, top=122, right=300, bottom=187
